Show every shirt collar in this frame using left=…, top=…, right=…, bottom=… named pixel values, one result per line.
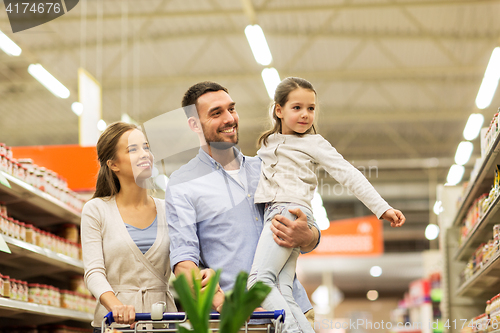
left=197, top=146, right=245, bottom=169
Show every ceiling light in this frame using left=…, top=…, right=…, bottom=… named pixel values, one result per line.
left=425, top=224, right=440, bottom=240
left=97, top=119, right=107, bottom=132
left=367, top=290, right=379, bottom=301
left=28, top=64, right=70, bottom=99
left=244, top=24, right=272, bottom=66
left=261, top=67, right=281, bottom=100
left=463, top=114, right=485, bottom=141
left=311, top=190, right=330, bottom=230
left=454, top=141, right=474, bottom=166
left=433, top=201, right=443, bottom=216
left=0, top=30, right=22, bottom=56
left=446, top=164, right=465, bottom=186
left=71, top=102, right=83, bottom=116
left=370, top=266, right=382, bottom=277
left=475, top=47, right=500, bottom=109
left=312, top=285, right=329, bottom=306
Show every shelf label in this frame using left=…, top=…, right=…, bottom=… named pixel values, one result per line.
left=0, top=235, right=11, bottom=254
left=0, top=173, right=11, bottom=189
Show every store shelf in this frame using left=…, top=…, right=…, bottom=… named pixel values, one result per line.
left=453, top=133, right=500, bottom=226
left=0, top=171, right=81, bottom=226
left=0, top=235, right=83, bottom=278
left=454, top=193, right=500, bottom=262
left=0, top=297, right=93, bottom=323
left=456, top=250, right=500, bottom=299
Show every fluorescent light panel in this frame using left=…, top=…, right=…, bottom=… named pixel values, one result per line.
left=261, top=67, right=281, bottom=100
left=71, top=102, right=83, bottom=116
left=446, top=164, right=465, bottom=186
left=0, top=30, right=21, bottom=56
left=454, top=141, right=473, bottom=166
left=476, top=47, right=500, bottom=109
left=463, top=113, right=484, bottom=140
left=245, top=25, right=272, bottom=66
left=28, top=64, right=70, bottom=99
left=97, top=119, right=107, bottom=131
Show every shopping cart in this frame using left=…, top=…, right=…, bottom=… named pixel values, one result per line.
left=101, top=310, right=285, bottom=333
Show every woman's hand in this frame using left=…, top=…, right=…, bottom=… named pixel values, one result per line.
left=111, top=304, right=136, bottom=325
left=382, top=209, right=406, bottom=227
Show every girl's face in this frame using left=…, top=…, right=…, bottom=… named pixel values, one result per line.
left=276, top=88, right=316, bottom=135
left=108, top=129, right=153, bottom=182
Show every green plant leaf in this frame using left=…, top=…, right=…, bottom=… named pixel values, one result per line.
left=173, top=269, right=222, bottom=333
left=219, top=272, right=271, bottom=333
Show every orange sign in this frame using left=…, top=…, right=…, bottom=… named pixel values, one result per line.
left=306, top=215, right=383, bottom=256
left=12, top=145, right=98, bottom=192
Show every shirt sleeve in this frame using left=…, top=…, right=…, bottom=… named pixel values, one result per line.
left=165, top=184, right=201, bottom=272
left=312, top=136, right=392, bottom=219
left=81, top=201, right=114, bottom=301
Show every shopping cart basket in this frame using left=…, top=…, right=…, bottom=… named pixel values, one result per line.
left=101, top=310, right=285, bottom=333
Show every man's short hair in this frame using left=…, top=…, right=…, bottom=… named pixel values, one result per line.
left=182, top=81, right=229, bottom=118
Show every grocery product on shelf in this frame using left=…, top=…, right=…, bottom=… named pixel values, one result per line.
left=0, top=143, right=85, bottom=212
left=0, top=325, right=92, bottom=333
left=459, top=223, right=500, bottom=287
left=481, top=111, right=500, bottom=158
left=458, top=164, right=500, bottom=247
left=0, top=144, right=91, bottom=328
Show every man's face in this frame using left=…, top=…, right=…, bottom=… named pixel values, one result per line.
left=196, top=90, right=239, bottom=149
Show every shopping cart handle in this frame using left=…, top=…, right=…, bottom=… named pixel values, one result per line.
left=249, top=310, right=286, bottom=323
left=104, top=312, right=188, bottom=325
left=104, top=310, right=285, bottom=325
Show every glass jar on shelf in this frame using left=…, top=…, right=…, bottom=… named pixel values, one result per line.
left=3, top=275, right=11, bottom=298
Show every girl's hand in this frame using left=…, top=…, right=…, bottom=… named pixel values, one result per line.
left=382, top=209, right=406, bottom=227
left=111, top=304, right=136, bottom=325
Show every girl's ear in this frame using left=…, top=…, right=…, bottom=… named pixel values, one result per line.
left=107, top=159, right=119, bottom=172
left=275, top=104, right=283, bottom=119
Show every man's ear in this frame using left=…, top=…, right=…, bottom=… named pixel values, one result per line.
left=187, top=117, right=202, bottom=133
left=275, top=104, right=283, bottom=119
left=107, top=159, right=119, bottom=172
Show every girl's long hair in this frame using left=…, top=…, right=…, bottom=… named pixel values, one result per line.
left=92, top=122, right=139, bottom=199
left=258, top=77, right=317, bottom=147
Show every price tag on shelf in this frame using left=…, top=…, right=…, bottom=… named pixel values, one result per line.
left=0, top=235, right=11, bottom=254
left=0, top=172, right=11, bottom=189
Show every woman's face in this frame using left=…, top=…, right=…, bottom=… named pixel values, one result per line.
left=109, top=129, right=153, bottom=182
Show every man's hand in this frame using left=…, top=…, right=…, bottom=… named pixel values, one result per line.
left=175, top=261, right=224, bottom=311
left=200, top=268, right=216, bottom=291
left=271, top=207, right=318, bottom=252
left=381, top=209, right=406, bottom=227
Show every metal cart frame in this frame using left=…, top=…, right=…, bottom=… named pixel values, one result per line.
left=101, top=310, right=285, bottom=333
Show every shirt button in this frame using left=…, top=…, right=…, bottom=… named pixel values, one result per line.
left=247, top=194, right=251, bottom=197
left=255, top=217, right=259, bottom=221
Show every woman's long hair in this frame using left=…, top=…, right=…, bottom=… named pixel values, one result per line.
left=92, top=122, right=139, bottom=199
left=258, top=77, right=317, bottom=147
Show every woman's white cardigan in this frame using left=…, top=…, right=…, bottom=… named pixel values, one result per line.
left=81, top=196, right=176, bottom=327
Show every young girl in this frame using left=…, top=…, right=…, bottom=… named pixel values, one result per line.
left=248, top=77, right=405, bottom=333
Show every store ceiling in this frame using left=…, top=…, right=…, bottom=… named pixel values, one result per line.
left=1, top=0, right=500, bottom=296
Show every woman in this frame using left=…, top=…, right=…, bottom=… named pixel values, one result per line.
left=81, top=122, right=177, bottom=332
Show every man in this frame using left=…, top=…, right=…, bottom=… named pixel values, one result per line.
left=165, top=81, right=320, bottom=322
